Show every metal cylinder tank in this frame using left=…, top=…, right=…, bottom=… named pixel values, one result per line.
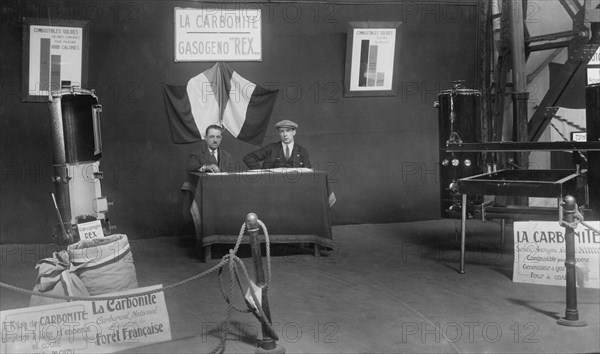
left=586, top=83, right=600, bottom=219
left=48, top=87, right=108, bottom=244
left=436, top=84, right=482, bottom=218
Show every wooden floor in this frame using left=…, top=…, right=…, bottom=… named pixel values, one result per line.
left=1, top=219, right=599, bottom=353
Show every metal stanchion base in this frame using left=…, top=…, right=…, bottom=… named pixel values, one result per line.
left=557, top=318, right=587, bottom=327
left=256, top=339, right=286, bottom=354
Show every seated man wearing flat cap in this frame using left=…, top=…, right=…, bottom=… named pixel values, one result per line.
left=243, top=120, right=311, bottom=170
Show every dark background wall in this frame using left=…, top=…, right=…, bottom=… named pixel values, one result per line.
left=0, top=0, right=479, bottom=243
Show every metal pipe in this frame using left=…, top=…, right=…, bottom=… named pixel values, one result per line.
left=528, top=40, right=572, bottom=52
left=444, top=141, right=600, bottom=152
left=49, top=95, right=73, bottom=243
left=500, top=219, right=505, bottom=250
left=508, top=0, right=527, bottom=93
left=525, top=29, right=580, bottom=43
left=460, top=194, right=467, bottom=274
left=508, top=0, right=529, bottom=176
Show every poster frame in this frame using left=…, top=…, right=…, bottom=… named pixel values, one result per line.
left=22, top=18, right=89, bottom=102
left=344, top=21, right=402, bottom=97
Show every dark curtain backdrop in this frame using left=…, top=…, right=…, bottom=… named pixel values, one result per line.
left=0, top=0, right=478, bottom=243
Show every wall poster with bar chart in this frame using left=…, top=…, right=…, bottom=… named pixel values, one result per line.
left=344, top=22, right=401, bottom=97
left=22, top=18, right=88, bottom=102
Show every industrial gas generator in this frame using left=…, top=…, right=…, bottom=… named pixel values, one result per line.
left=48, top=86, right=111, bottom=244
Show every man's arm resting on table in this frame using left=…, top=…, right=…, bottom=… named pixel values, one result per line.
left=299, top=146, right=311, bottom=169
left=186, top=153, right=204, bottom=172
left=188, top=153, right=220, bottom=173
left=243, top=148, right=268, bottom=170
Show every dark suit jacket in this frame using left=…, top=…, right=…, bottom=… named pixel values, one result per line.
left=243, top=142, right=311, bottom=170
left=187, top=141, right=236, bottom=173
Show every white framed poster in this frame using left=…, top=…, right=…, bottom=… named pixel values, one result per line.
left=22, top=18, right=88, bottom=102
left=174, top=7, right=262, bottom=62
left=344, top=21, right=401, bottom=97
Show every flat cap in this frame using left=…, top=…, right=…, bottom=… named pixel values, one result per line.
left=274, top=120, right=298, bottom=129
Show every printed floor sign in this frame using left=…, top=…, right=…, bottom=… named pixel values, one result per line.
left=1, top=285, right=171, bottom=353
left=513, top=221, right=600, bottom=288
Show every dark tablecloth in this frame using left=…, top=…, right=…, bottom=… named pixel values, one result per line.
left=190, top=170, right=335, bottom=249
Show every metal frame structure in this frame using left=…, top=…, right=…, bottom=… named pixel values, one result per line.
left=447, top=1, right=600, bottom=273
left=488, top=0, right=599, bottom=144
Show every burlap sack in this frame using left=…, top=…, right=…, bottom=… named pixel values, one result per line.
left=30, top=250, right=90, bottom=307
left=68, top=234, right=138, bottom=295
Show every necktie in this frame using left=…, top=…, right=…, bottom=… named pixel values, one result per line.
left=211, top=149, right=217, bottom=164
left=285, top=145, right=290, bottom=160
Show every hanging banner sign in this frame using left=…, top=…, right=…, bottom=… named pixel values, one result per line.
left=513, top=221, right=600, bottom=288
left=174, top=7, right=262, bottom=62
left=0, top=285, right=171, bottom=353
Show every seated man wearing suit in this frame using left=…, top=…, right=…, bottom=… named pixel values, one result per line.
left=187, top=125, right=235, bottom=173
left=243, top=120, right=311, bottom=170
left=183, top=125, right=236, bottom=246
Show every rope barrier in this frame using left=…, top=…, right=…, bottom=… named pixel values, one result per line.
left=258, top=219, right=272, bottom=290
left=558, top=203, right=586, bottom=230
left=217, top=222, right=253, bottom=313
left=0, top=218, right=276, bottom=354
left=580, top=220, right=600, bottom=234
left=0, top=257, right=229, bottom=302
left=557, top=203, right=600, bottom=234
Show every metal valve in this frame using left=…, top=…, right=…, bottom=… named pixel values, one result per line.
left=448, top=181, right=460, bottom=196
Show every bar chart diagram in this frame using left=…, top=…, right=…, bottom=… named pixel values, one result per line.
left=348, top=27, right=397, bottom=93
left=358, top=40, right=385, bottom=87
left=27, top=25, right=83, bottom=98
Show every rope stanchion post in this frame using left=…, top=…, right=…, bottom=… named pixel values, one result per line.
left=557, top=195, right=587, bottom=327
left=246, top=213, right=285, bottom=354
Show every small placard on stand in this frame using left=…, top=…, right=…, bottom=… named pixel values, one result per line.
left=513, top=221, right=600, bottom=288
left=77, top=220, right=104, bottom=240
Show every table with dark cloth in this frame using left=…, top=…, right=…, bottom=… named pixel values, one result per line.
left=189, top=170, right=335, bottom=261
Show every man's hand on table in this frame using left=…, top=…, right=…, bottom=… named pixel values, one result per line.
left=199, top=164, right=220, bottom=173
